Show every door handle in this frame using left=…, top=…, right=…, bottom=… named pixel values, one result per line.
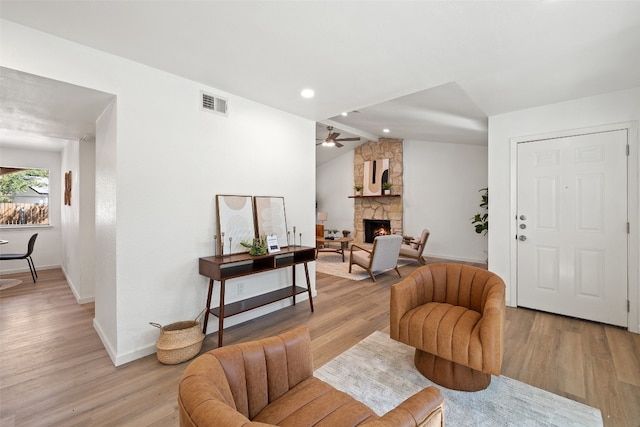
left=518, top=235, right=527, bottom=241
left=519, top=215, right=527, bottom=220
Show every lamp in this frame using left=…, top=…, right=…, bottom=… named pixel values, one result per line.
left=317, top=212, right=328, bottom=224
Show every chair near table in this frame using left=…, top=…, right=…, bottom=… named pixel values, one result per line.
left=0, top=233, right=38, bottom=282
left=399, top=228, right=430, bottom=265
left=348, top=234, right=403, bottom=282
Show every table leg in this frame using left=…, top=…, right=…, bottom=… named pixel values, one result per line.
left=202, top=279, right=214, bottom=334
left=218, top=280, right=226, bottom=347
left=292, top=264, right=296, bottom=305
left=304, top=262, right=314, bottom=312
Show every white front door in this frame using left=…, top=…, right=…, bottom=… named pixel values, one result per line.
left=516, top=129, right=628, bottom=327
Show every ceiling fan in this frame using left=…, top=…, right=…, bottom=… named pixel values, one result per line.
left=316, top=126, right=360, bottom=148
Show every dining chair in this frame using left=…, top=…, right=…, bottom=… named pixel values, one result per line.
left=0, top=233, right=38, bottom=282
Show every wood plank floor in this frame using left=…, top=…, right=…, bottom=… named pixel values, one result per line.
left=1, top=261, right=639, bottom=426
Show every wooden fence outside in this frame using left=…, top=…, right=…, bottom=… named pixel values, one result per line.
left=0, top=203, right=49, bottom=225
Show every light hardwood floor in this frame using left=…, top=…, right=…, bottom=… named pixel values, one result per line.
left=1, top=262, right=639, bottom=426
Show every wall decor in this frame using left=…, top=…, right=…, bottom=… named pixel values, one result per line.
left=254, top=196, right=289, bottom=248
left=64, top=171, right=72, bottom=206
left=216, top=195, right=255, bottom=254
left=363, top=158, right=389, bottom=196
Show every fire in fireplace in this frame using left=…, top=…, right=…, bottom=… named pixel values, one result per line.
left=363, top=219, right=391, bottom=243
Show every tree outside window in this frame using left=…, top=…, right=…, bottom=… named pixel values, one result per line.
left=0, top=167, right=50, bottom=225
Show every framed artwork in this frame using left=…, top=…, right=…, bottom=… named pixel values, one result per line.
left=254, top=196, right=289, bottom=248
left=216, top=195, right=255, bottom=254
left=64, top=171, right=72, bottom=205
left=363, top=158, right=390, bottom=196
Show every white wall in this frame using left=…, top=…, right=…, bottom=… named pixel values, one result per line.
left=79, top=140, right=96, bottom=303
left=316, top=140, right=488, bottom=263
left=60, top=137, right=96, bottom=304
left=2, top=20, right=317, bottom=365
left=0, top=146, right=62, bottom=272
left=404, top=140, right=488, bottom=262
left=488, top=87, right=640, bottom=333
left=316, top=150, right=355, bottom=233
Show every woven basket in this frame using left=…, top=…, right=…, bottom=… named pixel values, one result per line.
left=150, top=312, right=205, bottom=365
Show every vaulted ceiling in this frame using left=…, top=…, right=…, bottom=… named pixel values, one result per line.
left=1, top=1, right=640, bottom=164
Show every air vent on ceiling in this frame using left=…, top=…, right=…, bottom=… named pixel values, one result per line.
left=200, top=91, right=228, bottom=117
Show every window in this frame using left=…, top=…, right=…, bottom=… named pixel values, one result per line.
left=0, top=167, right=50, bottom=225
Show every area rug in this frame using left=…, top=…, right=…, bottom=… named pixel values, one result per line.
left=0, top=278, right=23, bottom=290
left=314, top=331, right=603, bottom=427
left=315, top=252, right=412, bottom=281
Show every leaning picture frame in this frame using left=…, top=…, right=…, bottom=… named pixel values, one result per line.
left=254, top=196, right=289, bottom=248
left=215, top=194, right=256, bottom=254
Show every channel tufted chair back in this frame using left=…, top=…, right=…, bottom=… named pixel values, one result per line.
left=391, top=263, right=505, bottom=391
left=179, top=327, right=313, bottom=424
left=179, top=326, right=445, bottom=427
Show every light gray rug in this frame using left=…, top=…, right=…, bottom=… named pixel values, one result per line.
left=315, top=252, right=411, bottom=281
left=315, top=331, right=603, bottom=427
left=0, top=278, right=23, bottom=290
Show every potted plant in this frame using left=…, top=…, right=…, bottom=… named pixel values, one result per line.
left=471, top=187, right=488, bottom=235
left=354, top=185, right=363, bottom=196
left=240, top=236, right=268, bottom=255
left=382, top=182, right=392, bottom=195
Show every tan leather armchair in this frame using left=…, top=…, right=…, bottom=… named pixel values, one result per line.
left=179, top=326, right=445, bottom=427
left=390, top=263, right=505, bottom=391
left=349, top=234, right=403, bottom=282
left=399, top=229, right=430, bottom=265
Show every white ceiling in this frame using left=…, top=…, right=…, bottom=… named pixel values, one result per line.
left=1, top=1, right=640, bottom=164
left=0, top=67, right=114, bottom=151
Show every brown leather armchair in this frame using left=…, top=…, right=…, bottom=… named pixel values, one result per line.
left=390, top=263, right=505, bottom=391
left=179, top=326, right=445, bottom=427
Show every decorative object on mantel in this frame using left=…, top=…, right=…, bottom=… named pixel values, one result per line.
left=354, top=185, right=363, bottom=196
left=363, top=158, right=390, bottom=196
left=382, top=182, right=392, bottom=195
left=471, top=187, right=489, bottom=235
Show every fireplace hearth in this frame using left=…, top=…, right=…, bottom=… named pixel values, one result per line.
left=364, top=219, right=391, bottom=243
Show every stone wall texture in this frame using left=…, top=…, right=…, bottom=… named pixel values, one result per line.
left=353, top=138, right=403, bottom=243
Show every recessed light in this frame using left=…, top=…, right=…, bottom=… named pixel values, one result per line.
left=383, top=128, right=390, bottom=133
left=341, top=112, right=348, bottom=116
left=301, top=88, right=315, bottom=98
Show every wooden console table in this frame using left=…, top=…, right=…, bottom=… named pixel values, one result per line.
left=198, top=246, right=316, bottom=347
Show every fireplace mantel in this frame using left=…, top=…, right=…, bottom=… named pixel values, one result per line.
left=352, top=138, right=403, bottom=243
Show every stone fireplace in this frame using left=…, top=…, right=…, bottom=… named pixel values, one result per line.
left=353, top=138, right=403, bottom=243
left=364, top=219, right=391, bottom=243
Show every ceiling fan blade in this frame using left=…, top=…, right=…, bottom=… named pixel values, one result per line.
left=335, top=141, right=344, bottom=148
left=328, top=132, right=340, bottom=140
left=335, top=137, right=360, bottom=142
